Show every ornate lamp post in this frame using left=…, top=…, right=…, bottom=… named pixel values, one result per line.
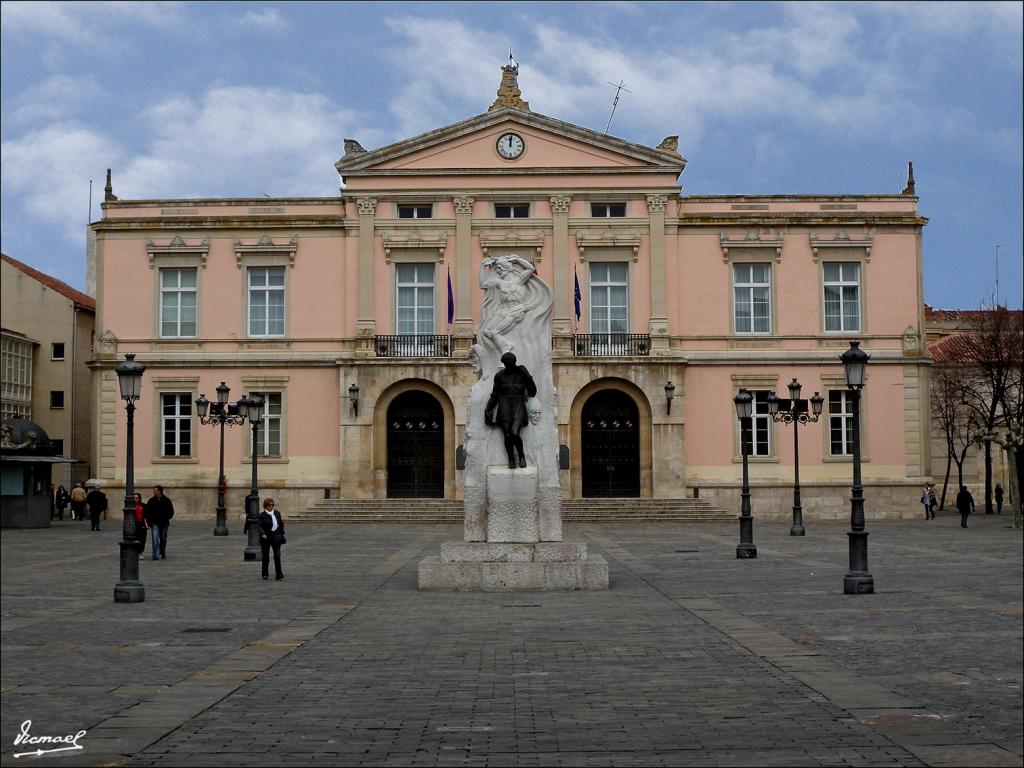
left=196, top=383, right=247, bottom=536
left=664, top=381, right=676, bottom=414
left=240, top=394, right=265, bottom=562
left=114, top=353, right=145, bottom=603
left=841, top=341, right=873, bottom=594
left=767, top=379, right=824, bottom=536
left=734, top=388, right=757, bottom=559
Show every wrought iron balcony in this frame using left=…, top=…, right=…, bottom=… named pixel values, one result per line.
left=374, top=334, right=452, bottom=358
left=572, top=333, right=651, bottom=356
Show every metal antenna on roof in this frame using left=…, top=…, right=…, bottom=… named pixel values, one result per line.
left=604, top=80, right=633, bottom=134
left=995, top=244, right=1001, bottom=303
left=88, top=179, right=93, bottom=224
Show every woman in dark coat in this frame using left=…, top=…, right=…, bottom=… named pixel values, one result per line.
left=956, top=486, right=975, bottom=528
left=254, top=498, right=286, bottom=581
left=55, top=485, right=69, bottom=521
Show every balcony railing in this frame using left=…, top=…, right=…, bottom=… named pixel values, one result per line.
left=375, top=334, right=452, bottom=358
left=573, top=333, right=651, bottom=356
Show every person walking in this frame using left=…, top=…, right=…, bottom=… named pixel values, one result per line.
left=144, top=485, right=174, bottom=559
left=254, top=498, right=286, bottom=581
left=920, top=484, right=935, bottom=520
left=956, top=485, right=975, bottom=528
left=69, top=483, right=86, bottom=521
left=55, top=485, right=69, bottom=521
left=995, top=483, right=1004, bottom=515
left=133, top=493, right=148, bottom=559
left=85, top=484, right=108, bottom=531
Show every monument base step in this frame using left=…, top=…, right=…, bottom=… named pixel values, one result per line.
left=418, top=552, right=609, bottom=591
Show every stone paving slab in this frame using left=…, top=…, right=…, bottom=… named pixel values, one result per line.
left=1, top=514, right=1021, bottom=766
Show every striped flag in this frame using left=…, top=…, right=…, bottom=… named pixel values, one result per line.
left=447, top=266, right=454, bottom=328
left=573, top=265, right=582, bottom=323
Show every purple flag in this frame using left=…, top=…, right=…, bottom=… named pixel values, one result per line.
left=447, top=266, right=454, bottom=327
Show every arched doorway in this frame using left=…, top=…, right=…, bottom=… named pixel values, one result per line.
left=581, top=389, right=641, bottom=497
left=386, top=391, right=444, bottom=498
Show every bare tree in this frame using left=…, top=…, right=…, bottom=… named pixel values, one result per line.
left=931, top=363, right=983, bottom=508
left=959, top=300, right=1024, bottom=512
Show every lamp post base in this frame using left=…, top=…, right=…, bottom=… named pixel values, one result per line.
left=244, top=524, right=261, bottom=561
left=790, top=524, right=806, bottom=536
left=736, top=543, right=758, bottom=559
left=114, top=582, right=145, bottom=602
left=843, top=572, right=874, bottom=594
left=114, top=541, right=145, bottom=602
left=214, top=526, right=229, bottom=536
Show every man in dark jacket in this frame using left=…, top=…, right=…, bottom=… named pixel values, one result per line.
left=955, top=485, right=975, bottom=528
left=144, top=485, right=175, bottom=559
left=85, top=485, right=108, bottom=531
left=485, top=352, right=538, bottom=469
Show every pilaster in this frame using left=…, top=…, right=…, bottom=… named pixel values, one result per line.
left=453, top=196, right=475, bottom=344
left=356, top=197, right=377, bottom=353
left=647, top=195, right=669, bottom=352
left=550, top=194, right=573, bottom=353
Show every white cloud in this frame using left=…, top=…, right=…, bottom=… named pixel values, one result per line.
left=0, top=1, right=186, bottom=49
left=9, top=74, right=105, bottom=124
left=239, top=8, right=286, bottom=31
left=1, top=85, right=384, bottom=250
left=1, top=123, right=123, bottom=245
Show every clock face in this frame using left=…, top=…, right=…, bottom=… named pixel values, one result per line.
left=496, top=132, right=525, bottom=159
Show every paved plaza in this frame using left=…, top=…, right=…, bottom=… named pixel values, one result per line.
left=1, top=512, right=1021, bottom=767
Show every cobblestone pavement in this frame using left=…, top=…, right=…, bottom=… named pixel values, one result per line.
left=1, top=510, right=1020, bottom=767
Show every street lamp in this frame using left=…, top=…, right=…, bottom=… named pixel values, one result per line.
left=348, top=383, right=360, bottom=417
left=240, top=394, right=265, bottom=562
left=196, top=382, right=247, bottom=537
left=114, top=353, right=145, bottom=603
left=841, top=340, right=873, bottom=594
left=767, top=379, right=824, bottom=536
left=733, top=388, right=757, bottom=559
left=664, top=381, right=676, bottom=414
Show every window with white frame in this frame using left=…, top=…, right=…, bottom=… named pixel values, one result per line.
left=590, top=262, right=629, bottom=339
left=161, top=393, right=192, bottom=457
left=494, top=203, right=529, bottom=218
left=828, top=390, right=854, bottom=456
left=159, top=268, right=197, bottom=337
left=396, top=264, right=435, bottom=337
left=248, top=266, right=286, bottom=337
left=252, top=392, right=282, bottom=457
left=823, top=262, right=861, bottom=332
left=733, top=263, right=771, bottom=334
left=750, top=391, right=772, bottom=456
left=397, top=204, right=432, bottom=219
left=591, top=203, right=626, bottom=217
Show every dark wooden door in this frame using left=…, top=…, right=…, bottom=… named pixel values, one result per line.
left=386, top=391, right=444, bottom=498
left=581, top=390, right=640, bottom=497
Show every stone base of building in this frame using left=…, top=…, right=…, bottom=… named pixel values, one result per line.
left=418, top=541, right=609, bottom=591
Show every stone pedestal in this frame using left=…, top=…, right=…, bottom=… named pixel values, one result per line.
left=419, top=540, right=608, bottom=591
left=486, top=466, right=539, bottom=542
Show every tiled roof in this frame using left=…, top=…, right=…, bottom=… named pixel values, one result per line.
left=1, top=252, right=95, bottom=311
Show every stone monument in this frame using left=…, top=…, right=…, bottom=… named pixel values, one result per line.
left=418, top=255, right=609, bottom=590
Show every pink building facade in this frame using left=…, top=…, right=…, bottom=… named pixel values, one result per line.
left=89, top=67, right=930, bottom=520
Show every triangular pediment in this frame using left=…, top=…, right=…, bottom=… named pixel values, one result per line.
left=336, top=109, right=685, bottom=179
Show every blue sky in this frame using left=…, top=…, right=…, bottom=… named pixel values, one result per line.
left=2, top=1, right=1021, bottom=309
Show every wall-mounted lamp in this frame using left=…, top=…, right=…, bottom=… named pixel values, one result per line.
left=348, top=383, right=360, bottom=417
left=664, top=381, right=676, bottom=414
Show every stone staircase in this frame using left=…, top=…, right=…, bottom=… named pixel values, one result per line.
left=295, top=497, right=732, bottom=523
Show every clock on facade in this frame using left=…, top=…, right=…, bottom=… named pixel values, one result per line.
left=496, top=132, right=525, bottom=159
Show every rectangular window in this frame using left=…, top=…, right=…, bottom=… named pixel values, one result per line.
left=733, top=263, right=771, bottom=334
left=248, top=266, right=286, bottom=337
left=51, top=438, right=64, bottom=455
left=252, top=392, right=282, bottom=457
left=159, top=267, right=198, bottom=337
left=49, top=390, right=64, bottom=409
left=590, top=262, right=629, bottom=342
left=750, top=391, right=772, bottom=456
left=397, top=204, right=432, bottom=219
left=51, top=342, right=65, bottom=360
left=823, top=262, right=861, bottom=332
left=494, top=203, right=529, bottom=218
left=161, top=393, right=192, bottom=457
left=829, top=390, right=854, bottom=456
left=396, top=264, right=435, bottom=337
left=591, top=203, right=627, bottom=217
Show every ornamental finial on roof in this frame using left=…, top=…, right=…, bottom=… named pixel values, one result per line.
left=104, top=168, right=118, bottom=202
left=488, top=58, right=530, bottom=112
left=901, top=161, right=916, bottom=195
